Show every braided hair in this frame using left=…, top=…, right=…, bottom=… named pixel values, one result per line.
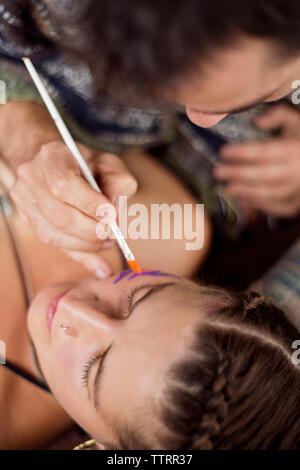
left=157, top=289, right=300, bottom=449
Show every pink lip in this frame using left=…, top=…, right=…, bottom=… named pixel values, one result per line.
left=46, top=290, right=69, bottom=331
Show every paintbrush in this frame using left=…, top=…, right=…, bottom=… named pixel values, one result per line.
left=22, top=57, right=142, bottom=273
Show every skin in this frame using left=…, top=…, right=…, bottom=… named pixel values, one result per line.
left=171, top=36, right=300, bottom=128
left=2, top=34, right=300, bottom=276
left=167, top=35, right=300, bottom=217
left=0, top=149, right=210, bottom=448
left=215, top=103, right=300, bottom=217
left=27, top=273, right=205, bottom=448
left=0, top=211, right=86, bottom=449
left=11, top=142, right=137, bottom=279
left=2, top=33, right=299, bottom=273
left=1, top=27, right=299, bottom=447
left=0, top=101, right=137, bottom=279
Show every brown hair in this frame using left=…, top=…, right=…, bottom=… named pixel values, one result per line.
left=116, top=289, right=300, bottom=449
left=4, top=2, right=300, bottom=105
left=48, top=1, right=300, bottom=104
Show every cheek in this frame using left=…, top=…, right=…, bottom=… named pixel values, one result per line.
left=49, top=344, right=118, bottom=442
left=44, top=342, right=86, bottom=416
left=99, top=342, right=161, bottom=425
left=27, top=290, right=49, bottom=345
left=42, top=343, right=114, bottom=441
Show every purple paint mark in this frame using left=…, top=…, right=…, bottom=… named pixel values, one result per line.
left=128, top=271, right=181, bottom=281
left=114, top=270, right=181, bottom=285
left=113, top=270, right=131, bottom=284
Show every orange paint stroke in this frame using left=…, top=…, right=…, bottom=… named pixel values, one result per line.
left=127, top=259, right=143, bottom=273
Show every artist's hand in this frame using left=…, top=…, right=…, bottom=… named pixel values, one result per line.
left=214, top=103, right=300, bottom=217
left=10, top=140, right=137, bottom=277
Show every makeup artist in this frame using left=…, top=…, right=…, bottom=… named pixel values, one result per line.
left=1, top=1, right=300, bottom=276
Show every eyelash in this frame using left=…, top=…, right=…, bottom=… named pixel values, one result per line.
left=81, top=283, right=151, bottom=388
left=81, top=354, right=100, bottom=388
left=127, top=283, right=151, bottom=314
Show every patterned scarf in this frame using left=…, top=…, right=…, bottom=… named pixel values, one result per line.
left=0, top=0, right=53, bottom=57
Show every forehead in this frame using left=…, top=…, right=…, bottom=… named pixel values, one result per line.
left=114, top=282, right=202, bottom=362
left=168, top=36, right=282, bottom=112
left=96, top=283, right=203, bottom=437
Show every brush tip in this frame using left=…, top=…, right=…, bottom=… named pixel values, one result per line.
left=127, top=259, right=143, bottom=273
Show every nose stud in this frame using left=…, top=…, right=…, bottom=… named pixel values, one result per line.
left=60, top=324, right=70, bottom=331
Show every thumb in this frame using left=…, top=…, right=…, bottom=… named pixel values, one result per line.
left=96, top=153, right=138, bottom=202
left=62, top=249, right=113, bottom=279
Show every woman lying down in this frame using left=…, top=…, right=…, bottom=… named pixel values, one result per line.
left=0, top=151, right=300, bottom=450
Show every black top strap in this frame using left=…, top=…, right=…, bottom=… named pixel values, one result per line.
left=2, top=358, right=50, bottom=392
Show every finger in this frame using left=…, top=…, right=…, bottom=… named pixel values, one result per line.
left=96, top=153, right=138, bottom=202
left=214, top=164, right=283, bottom=186
left=226, top=184, right=299, bottom=216
left=227, top=184, right=276, bottom=214
left=18, top=210, right=30, bottom=225
left=38, top=196, right=101, bottom=244
left=255, top=104, right=300, bottom=133
left=10, top=180, right=103, bottom=253
left=37, top=142, right=116, bottom=221
left=18, top=156, right=105, bottom=243
left=220, top=140, right=294, bottom=165
left=62, top=250, right=113, bottom=279
left=44, top=164, right=116, bottom=221
left=34, top=182, right=102, bottom=244
left=227, top=184, right=273, bottom=202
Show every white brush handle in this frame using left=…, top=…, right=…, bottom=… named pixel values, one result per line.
left=22, top=57, right=134, bottom=262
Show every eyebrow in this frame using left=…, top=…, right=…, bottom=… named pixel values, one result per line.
left=92, top=282, right=176, bottom=410
left=195, top=93, right=276, bottom=116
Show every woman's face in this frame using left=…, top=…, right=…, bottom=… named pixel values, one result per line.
left=27, top=271, right=203, bottom=448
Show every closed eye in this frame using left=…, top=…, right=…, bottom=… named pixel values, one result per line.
left=91, top=282, right=177, bottom=410
left=127, top=283, right=152, bottom=314
left=128, top=282, right=177, bottom=315
left=82, top=354, right=102, bottom=390
left=82, top=285, right=152, bottom=394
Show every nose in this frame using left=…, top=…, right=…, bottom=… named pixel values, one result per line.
left=58, top=294, right=118, bottom=340
left=185, top=108, right=228, bottom=128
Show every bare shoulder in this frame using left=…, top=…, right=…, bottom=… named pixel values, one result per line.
left=120, top=150, right=212, bottom=278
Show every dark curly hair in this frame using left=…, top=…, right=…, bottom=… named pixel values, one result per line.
left=47, top=0, right=300, bottom=104
left=3, top=1, right=300, bottom=104
left=114, top=289, right=300, bottom=449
